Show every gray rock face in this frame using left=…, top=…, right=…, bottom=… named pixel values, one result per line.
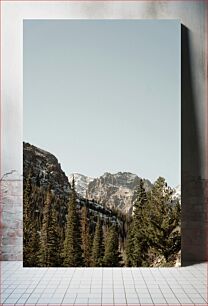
left=73, top=172, right=152, bottom=214
left=71, top=172, right=181, bottom=214
left=23, top=142, right=71, bottom=199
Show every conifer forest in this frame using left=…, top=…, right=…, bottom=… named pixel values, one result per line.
left=23, top=143, right=181, bottom=267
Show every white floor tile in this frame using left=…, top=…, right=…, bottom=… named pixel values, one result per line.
left=102, top=298, right=114, bottom=302
left=139, top=298, right=153, bottom=303
left=63, top=297, right=76, bottom=303
left=75, top=297, right=89, bottom=304
left=126, top=298, right=139, bottom=303
left=1, top=261, right=207, bottom=306
left=125, top=294, right=138, bottom=298
left=88, top=298, right=102, bottom=303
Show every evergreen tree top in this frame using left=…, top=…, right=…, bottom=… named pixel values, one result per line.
left=71, top=175, right=75, bottom=191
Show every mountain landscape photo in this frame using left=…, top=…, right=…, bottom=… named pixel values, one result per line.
left=23, top=20, right=181, bottom=267
left=23, top=142, right=181, bottom=267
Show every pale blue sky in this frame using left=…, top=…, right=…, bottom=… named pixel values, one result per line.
left=23, top=20, right=180, bottom=187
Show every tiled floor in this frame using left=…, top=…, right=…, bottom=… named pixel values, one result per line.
left=0, top=261, right=207, bottom=305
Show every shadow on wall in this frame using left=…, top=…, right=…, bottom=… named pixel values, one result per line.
left=181, top=25, right=207, bottom=265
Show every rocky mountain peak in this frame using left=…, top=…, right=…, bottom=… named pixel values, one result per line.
left=70, top=172, right=152, bottom=214
left=23, top=142, right=71, bottom=199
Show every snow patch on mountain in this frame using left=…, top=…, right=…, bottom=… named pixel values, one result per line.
left=172, top=185, right=181, bottom=203
left=68, top=173, right=94, bottom=198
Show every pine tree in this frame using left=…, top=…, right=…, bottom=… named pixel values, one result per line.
left=27, top=213, right=41, bottom=267
left=46, top=206, right=61, bottom=266
left=63, top=177, right=83, bottom=267
left=23, top=170, right=32, bottom=266
left=39, top=188, right=61, bottom=266
left=39, top=189, right=51, bottom=266
left=147, top=177, right=181, bottom=262
left=125, top=221, right=134, bottom=266
left=103, top=225, right=121, bottom=267
left=125, top=179, right=149, bottom=267
left=81, top=206, right=91, bottom=266
left=133, top=179, right=149, bottom=266
left=91, top=217, right=104, bottom=267
left=23, top=170, right=40, bottom=266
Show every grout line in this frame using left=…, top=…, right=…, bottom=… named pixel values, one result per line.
left=130, top=268, right=141, bottom=305
left=62, top=267, right=77, bottom=305
left=136, top=268, right=154, bottom=305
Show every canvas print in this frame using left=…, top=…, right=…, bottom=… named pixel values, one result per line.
left=23, top=20, right=181, bottom=267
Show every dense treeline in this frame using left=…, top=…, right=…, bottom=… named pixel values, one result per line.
left=125, top=177, right=181, bottom=267
left=23, top=173, right=180, bottom=267
left=23, top=174, right=122, bottom=267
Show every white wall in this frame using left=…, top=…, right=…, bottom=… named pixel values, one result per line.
left=1, top=1, right=207, bottom=263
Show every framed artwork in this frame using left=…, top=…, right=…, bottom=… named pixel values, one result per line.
left=23, top=19, right=181, bottom=267
left=1, top=3, right=207, bottom=306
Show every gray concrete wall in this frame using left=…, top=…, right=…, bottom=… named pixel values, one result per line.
left=0, top=1, right=207, bottom=264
